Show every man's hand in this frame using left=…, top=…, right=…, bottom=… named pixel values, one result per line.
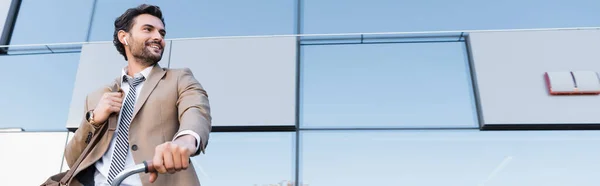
left=93, top=92, right=123, bottom=123
left=149, top=135, right=197, bottom=183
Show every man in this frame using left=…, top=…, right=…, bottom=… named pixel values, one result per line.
left=64, top=4, right=211, bottom=186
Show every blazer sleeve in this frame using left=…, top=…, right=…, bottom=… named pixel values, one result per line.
left=64, top=94, right=104, bottom=168
left=176, top=68, right=212, bottom=156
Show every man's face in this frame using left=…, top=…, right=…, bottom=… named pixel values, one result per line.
left=126, top=14, right=166, bottom=66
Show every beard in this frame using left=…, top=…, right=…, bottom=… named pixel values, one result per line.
left=129, top=39, right=164, bottom=66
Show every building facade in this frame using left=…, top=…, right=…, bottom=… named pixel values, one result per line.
left=1, top=0, right=600, bottom=185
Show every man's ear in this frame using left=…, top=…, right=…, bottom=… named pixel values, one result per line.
left=118, top=30, right=128, bottom=46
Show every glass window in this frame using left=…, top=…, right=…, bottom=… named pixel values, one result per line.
left=300, top=130, right=600, bottom=186
left=9, top=0, right=94, bottom=44
left=191, top=132, right=296, bottom=186
left=0, top=53, right=80, bottom=131
left=300, top=42, right=477, bottom=128
left=88, top=0, right=295, bottom=41
left=302, top=0, right=600, bottom=34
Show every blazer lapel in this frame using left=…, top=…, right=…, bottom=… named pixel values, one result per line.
left=131, top=64, right=166, bottom=120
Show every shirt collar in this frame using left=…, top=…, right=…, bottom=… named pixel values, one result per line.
left=121, top=65, right=154, bottom=82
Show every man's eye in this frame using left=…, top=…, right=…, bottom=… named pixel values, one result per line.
left=144, top=28, right=151, bottom=31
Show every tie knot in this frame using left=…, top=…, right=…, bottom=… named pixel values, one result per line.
left=125, top=76, right=145, bottom=87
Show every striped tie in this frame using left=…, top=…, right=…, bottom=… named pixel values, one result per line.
left=107, top=75, right=145, bottom=184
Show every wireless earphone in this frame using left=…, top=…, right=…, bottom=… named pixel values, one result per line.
left=124, top=37, right=129, bottom=46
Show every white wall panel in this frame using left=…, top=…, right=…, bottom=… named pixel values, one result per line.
left=170, top=37, right=297, bottom=126
left=0, top=132, right=68, bottom=185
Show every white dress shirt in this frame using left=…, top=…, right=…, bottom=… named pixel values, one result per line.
left=94, top=65, right=201, bottom=186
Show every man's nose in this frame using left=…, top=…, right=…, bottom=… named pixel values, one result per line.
left=150, top=31, right=164, bottom=42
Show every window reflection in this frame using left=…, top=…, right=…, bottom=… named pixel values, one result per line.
left=9, top=0, right=93, bottom=45
left=302, top=0, right=600, bottom=34
left=300, top=42, right=477, bottom=128
left=191, top=132, right=295, bottom=186
left=300, top=130, right=600, bottom=186
left=89, top=0, right=295, bottom=41
left=0, top=53, right=79, bottom=131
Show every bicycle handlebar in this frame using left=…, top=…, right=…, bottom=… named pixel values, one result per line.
left=110, top=160, right=156, bottom=186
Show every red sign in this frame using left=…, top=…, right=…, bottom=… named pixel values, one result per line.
left=545, top=71, right=600, bottom=95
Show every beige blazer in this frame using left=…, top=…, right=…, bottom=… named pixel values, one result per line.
left=64, top=64, right=211, bottom=186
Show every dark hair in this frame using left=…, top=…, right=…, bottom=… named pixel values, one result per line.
left=113, top=4, right=165, bottom=61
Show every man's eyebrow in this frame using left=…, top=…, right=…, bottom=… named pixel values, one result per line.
left=142, top=24, right=154, bottom=28
left=142, top=24, right=166, bottom=34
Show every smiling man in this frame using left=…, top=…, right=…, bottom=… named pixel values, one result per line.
left=64, top=4, right=211, bottom=186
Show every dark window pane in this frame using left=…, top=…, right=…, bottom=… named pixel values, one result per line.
left=191, top=132, right=295, bottom=185
left=300, top=42, right=477, bottom=128
left=300, top=130, right=600, bottom=186
left=302, top=0, right=600, bottom=34
left=9, top=0, right=93, bottom=44
left=0, top=53, right=79, bottom=131
left=89, top=0, right=295, bottom=41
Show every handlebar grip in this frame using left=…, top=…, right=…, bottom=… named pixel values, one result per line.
left=143, top=160, right=156, bottom=173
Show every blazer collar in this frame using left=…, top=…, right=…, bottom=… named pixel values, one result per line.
left=110, top=64, right=167, bottom=121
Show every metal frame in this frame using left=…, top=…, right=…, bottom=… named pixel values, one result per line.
left=294, top=1, right=303, bottom=184
left=2, top=27, right=599, bottom=49
left=0, top=0, right=22, bottom=54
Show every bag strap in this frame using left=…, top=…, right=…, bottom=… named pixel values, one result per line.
left=58, top=82, right=122, bottom=185
left=59, top=121, right=108, bottom=185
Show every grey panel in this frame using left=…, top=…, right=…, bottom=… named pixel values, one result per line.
left=0, top=0, right=19, bottom=52
left=169, top=37, right=297, bottom=126
left=468, top=29, right=600, bottom=126
left=65, top=42, right=170, bottom=129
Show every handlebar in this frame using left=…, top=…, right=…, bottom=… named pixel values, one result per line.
left=110, top=160, right=156, bottom=186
